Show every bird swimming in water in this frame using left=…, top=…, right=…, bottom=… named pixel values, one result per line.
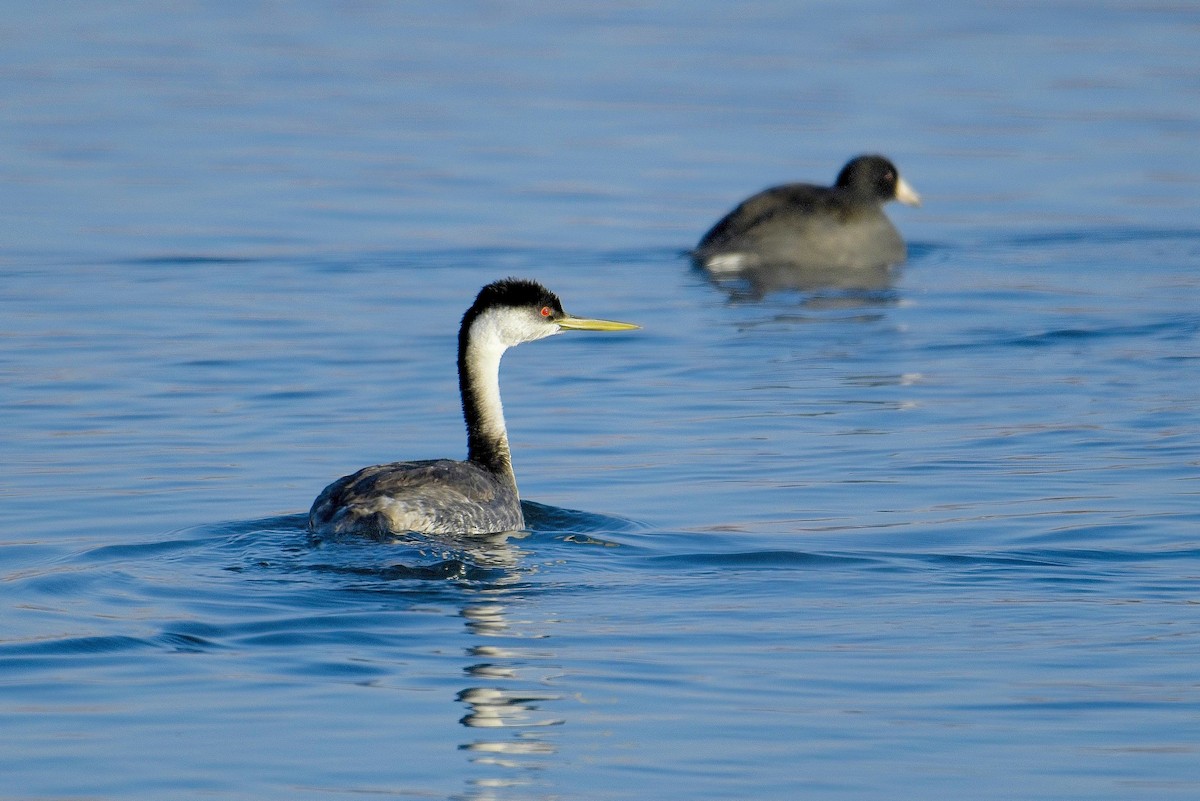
left=309, top=278, right=639, bottom=539
left=693, top=154, right=921, bottom=282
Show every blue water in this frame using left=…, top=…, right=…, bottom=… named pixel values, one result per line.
left=3, top=3, right=1200, bottom=800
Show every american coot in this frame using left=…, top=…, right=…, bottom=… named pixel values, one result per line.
left=309, top=278, right=639, bottom=539
left=693, top=155, right=920, bottom=282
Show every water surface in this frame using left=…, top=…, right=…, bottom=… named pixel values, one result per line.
left=2, top=3, right=1199, bottom=800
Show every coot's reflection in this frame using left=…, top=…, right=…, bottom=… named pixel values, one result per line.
left=698, top=258, right=898, bottom=302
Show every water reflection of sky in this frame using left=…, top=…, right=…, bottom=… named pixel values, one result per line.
left=3, top=3, right=1198, bottom=262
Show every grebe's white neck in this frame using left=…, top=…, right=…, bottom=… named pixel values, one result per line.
left=458, top=306, right=561, bottom=480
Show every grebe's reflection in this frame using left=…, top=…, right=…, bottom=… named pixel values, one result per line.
left=460, top=606, right=564, bottom=734
left=452, top=534, right=566, bottom=798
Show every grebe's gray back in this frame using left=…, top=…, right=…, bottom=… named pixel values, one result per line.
left=308, top=278, right=638, bottom=539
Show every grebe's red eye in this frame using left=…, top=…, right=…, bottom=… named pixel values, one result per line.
left=540, top=306, right=552, bottom=317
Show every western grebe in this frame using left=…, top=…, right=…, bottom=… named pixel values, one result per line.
left=693, top=154, right=921, bottom=275
left=308, top=278, right=639, bottom=538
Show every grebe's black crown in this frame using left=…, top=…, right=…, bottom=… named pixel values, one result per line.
left=471, top=277, right=562, bottom=313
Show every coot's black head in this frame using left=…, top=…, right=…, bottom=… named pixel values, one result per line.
left=835, top=155, right=921, bottom=206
